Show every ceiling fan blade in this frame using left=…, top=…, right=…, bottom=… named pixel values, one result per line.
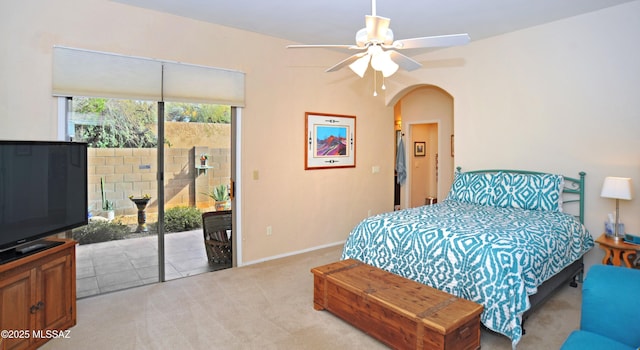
left=393, top=33, right=470, bottom=50
left=388, top=51, right=422, bottom=71
left=325, top=53, right=366, bottom=73
left=365, top=15, right=391, bottom=42
left=287, top=44, right=362, bottom=50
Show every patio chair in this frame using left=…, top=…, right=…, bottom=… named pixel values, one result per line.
left=202, top=210, right=232, bottom=264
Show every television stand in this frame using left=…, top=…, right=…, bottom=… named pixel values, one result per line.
left=0, top=238, right=76, bottom=350
left=0, top=239, right=64, bottom=265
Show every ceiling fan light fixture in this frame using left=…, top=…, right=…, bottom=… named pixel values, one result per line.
left=348, top=54, right=371, bottom=78
left=355, top=28, right=368, bottom=47
left=370, top=50, right=398, bottom=77
left=381, top=59, right=399, bottom=77
left=288, top=0, right=470, bottom=82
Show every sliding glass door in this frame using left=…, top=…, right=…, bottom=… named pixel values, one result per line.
left=54, top=47, right=243, bottom=296
left=161, top=102, right=233, bottom=281
left=66, top=97, right=233, bottom=297
left=67, top=97, right=161, bottom=297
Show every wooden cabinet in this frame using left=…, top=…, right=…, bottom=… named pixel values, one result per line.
left=0, top=239, right=76, bottom=350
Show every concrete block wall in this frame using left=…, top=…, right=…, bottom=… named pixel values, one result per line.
left=88, top=146, right=230, bottom=220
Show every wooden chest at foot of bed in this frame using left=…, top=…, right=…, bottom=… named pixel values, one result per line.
left=311, top=259, right=483, bottom=350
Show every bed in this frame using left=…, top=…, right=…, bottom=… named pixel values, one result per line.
left=341, top=169, right=594, bottom=349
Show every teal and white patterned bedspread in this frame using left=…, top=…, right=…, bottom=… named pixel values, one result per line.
left=341, top=200, right=594, bottom=348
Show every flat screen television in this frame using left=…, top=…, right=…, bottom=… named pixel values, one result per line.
left=0, top=140, right=88, bottom=256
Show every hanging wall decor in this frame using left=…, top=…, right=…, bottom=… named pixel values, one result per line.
left=305, top=112, right=356, bottom=170
left=414, top=141, right=426, bottom=157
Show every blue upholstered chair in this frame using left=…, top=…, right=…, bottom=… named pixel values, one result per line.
left=560, top=264, right=640, bottom=350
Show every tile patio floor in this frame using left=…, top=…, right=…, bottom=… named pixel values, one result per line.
left=75, top=229, right=224, bottom=298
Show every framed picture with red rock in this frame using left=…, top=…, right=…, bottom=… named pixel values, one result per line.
left=304, top=112, right=356, bottom=170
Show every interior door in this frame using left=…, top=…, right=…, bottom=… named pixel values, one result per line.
left=409, top=123, right=439, bottom=208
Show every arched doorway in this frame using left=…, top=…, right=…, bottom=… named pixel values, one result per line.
left=393, top=85, right=455, bottom=209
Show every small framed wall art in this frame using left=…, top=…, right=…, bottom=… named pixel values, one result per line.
left=305, top=112, right=356, bottom=170
left=414, top=141, right=426, bottom=157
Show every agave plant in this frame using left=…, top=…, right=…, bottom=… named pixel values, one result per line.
left=202, top=184, right=228, bottom=201
left=212, top=184, right=229, bottom=202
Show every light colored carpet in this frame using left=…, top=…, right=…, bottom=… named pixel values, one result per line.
left=43, top=245, right=580, bottom=349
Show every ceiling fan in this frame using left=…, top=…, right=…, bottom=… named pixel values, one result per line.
left=287, top=0, right=470, bottom=79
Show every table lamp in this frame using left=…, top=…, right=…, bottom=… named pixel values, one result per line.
left=600, top=176, right=633, bottom=241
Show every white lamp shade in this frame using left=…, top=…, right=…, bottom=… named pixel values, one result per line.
left=370, top=50, right=399, bottom=77
left=370, top=52, right=386, bottom=71
left=379, top=53, right=399, bottom=77
left=348, top=55, right=371, bottom=78
left=601, top=177, right=633, bottom=200
left=370, top=49, right=390, bottom=69
left=348, top=45, right=400, bottom=78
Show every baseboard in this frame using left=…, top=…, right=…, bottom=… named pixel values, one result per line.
left=239, top=240, right=345, bottom=267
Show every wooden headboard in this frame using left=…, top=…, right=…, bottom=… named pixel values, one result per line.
left=456, top=167, right=586, bottom=224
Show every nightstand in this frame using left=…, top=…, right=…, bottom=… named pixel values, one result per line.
left=595, top=233, right=640, bottom=268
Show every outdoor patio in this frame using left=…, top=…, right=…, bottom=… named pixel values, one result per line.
left=75, top=229, right=227, bottom=298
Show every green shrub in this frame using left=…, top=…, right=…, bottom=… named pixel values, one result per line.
left=163, top=206, right=202, bottom=233
left=72, top=221, right=130, bottom=245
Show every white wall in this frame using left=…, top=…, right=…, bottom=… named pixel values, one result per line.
left=0, top=0, right=394, bottom=264
left=388, top=1, right=640, bottom=268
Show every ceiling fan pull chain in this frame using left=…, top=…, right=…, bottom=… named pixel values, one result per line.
left=381, top=75, right=386, bottom=90
left=373, top=71, right=378, bottom=96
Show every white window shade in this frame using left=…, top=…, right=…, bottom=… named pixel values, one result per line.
left=53, top=47, right=162, bottom=101
left=162, top=61, right=245, bottom=106
left=52, top=46, right=245, bottom=106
